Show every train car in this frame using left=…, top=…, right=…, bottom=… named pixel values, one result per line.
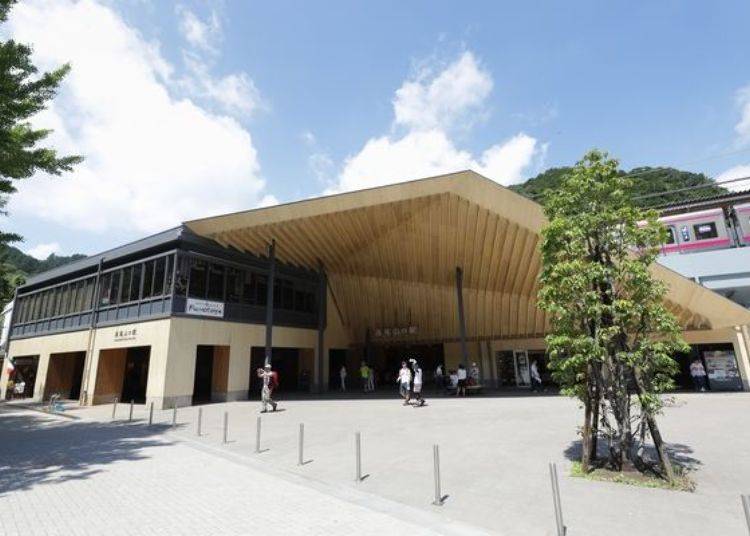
left=657, top=208, right=732, bottom=255
left=733, top=202, right=750, bottom=246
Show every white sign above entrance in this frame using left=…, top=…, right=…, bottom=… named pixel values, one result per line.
left=186, top=299, right=225, bottom=318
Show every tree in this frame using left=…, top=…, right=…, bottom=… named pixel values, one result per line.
left=0, top=0, right=82, bottom=303
left=537, top=149, right=688, bottom=481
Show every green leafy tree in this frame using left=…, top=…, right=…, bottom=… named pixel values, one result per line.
left=0, top=0, right=82, bottom=303
left=538, top=149, right=688, bottom=481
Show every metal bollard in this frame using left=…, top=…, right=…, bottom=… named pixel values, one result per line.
left=223, top=411, right=228, bottom=444
left=111, top=397, right=118, bottom=420
left=549, top=462, right=566, bottom=536
left=355, top=431, right=362, bottom=482
left=172, top=402, right=177, bottom=427
left=432, top=444, right=444, bottom=506
left=196, top=407, right=202, bottom=436
left=255, top=416, right=261, bottom=453
left=742, top=495, right=750, bottom=533
left=128, top=400, right=134, bottom=422
left=148, top=402, right=154, bottom=426
left=298, top=423, right=304, bottom=466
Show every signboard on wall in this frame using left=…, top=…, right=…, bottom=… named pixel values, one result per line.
left=702, top=350, right=743, bottom=391
left=186, top=299, right=225, bottom=318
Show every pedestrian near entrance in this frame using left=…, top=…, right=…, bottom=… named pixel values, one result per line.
left=410, top=359, right=426, bottom=407
left=434, top=364, right=443, bottom=390
left=360, top=362, right=371, bottom=393
left=530, top=360, right=542, bottom=392
left=340, top=365, right=347, bottom=392
left=469, top=362, right=480, bottom=385
left=257, top=364, right=278, bottom=413
left=456, top=364, right=467, bottom=396
left=690, top=359, right=708, bottom=392
left=397, top=361, right=412, bottom=404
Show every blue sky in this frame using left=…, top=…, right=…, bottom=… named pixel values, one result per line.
left=5, top=0, right=750, bottom=258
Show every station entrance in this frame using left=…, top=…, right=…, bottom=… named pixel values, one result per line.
left=192, top=345, right=230, bottom=404
left=44, top=351, right=85, bottom=400
left=358, top=343, right=444, bottom=391
left=5, top=355, right=39, bottom=399
left=95, top=346, right=151, bottom=404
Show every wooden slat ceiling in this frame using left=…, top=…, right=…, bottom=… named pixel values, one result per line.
left=186, top=171, right=750, bottom=343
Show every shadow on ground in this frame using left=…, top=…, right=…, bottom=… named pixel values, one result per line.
left=564, top=439, right=702, bottom=472
left=0, top=408, right=175, bottom=497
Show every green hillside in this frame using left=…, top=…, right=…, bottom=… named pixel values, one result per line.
left=511, top=166, right=727, bottom=207
left=0, top=245, right=86, bottom=301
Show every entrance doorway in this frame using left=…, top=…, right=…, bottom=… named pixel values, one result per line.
left=94, top=346, right=151, bottom=404
left=122, top=347, right=150, bottom=403
left=44, top=351, right=85, bottom=400
left=7, top=355, right=39, bottom=399
left=674, top=343, right=743, bottom=391
left=192, top=345, right=230, bottom=404
left=380, top=343, right=444, bottom=389
left=249, top=347, right=304, bottom=395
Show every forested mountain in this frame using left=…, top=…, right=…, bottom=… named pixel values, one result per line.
left=0, top=245, right=86, bottom=293
left=511, top=166, right=728, bottom=207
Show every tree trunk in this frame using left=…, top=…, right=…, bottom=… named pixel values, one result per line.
left=589, top=384, right=600, bottom=462
left=581, top=374, right=594, bottom=472
left=632, top=366, right=675, bottom=483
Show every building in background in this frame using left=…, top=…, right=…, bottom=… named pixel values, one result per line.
left=2, top=171, right=750, bottom=407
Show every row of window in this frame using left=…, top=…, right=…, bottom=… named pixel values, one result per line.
left=98, top=256, right=173, bottom=307
left=665, top=221, right=719, bottom=244
left=175, top=257, right=317, bottom=314
left=15, top=276, right=97, bottom=324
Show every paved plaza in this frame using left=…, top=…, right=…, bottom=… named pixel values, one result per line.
left=1, top=392, right=749, bottom=535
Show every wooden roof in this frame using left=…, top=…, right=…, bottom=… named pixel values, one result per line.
left=185, top=170, right=750, bottom=343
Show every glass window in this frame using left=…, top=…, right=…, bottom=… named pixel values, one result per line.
left=242, top=272, right=256, bottom=304
left=188, top=259, right=207, bottom=298
left=153, top=257, right=166, bottom=297
left=174, top=256, right=189, bottom=297
left=46, top=289, right=56, bottom=318
left=226, top=267, right=242, bottom=303
left=207, top=263, right=225, bottom=301
left=142, top=261, right=154, bottom=298
left=163, top=256, right=173, bottom=296
left=680, top=225, right=690, bottom=242
left=120, top=267, right=133, bottom=303
left=665, top=226, right=676, bottom=245
left=39, top=291, right=49, bottom=319
left=109, top=271, right=121, bottom=305
left=305, top=292, right=315, bottom=314
left=273, top=280, right=282, bottom=308
left=256, top=275, right=267, bottom=306
left=83, top=278, right=95, bottom=310
left=693, top=222, right=718, bottom=240
left=65, top=284, right=77, bottom=315
left=99, top=273, right=112, bottom=306
left=130, top=264, right=143, bottom=302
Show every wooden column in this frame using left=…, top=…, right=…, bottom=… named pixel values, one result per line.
left=316, top=263, right=327, bottom=393
left=264, top=240, right=276, bottom=367
left=456, top=266, right=469, bottom=368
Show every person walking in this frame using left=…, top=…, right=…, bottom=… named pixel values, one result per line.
left=339, top=365, right=347, bottom=392
left=360, top=361, right=371, bottom=393
left=456, top=363, right=467, bottom=396
left=256, top=364, right=278, bottom=413
left=367, top=365, right=376, bottom=392
left=410, top=359, right=426, bottom=407
left=689, top=359, right=708, bottom=392
left=397, top=361, right=412, bottom=405
left=530, top=360, right=542, bottom=392
left=434, top=364, right=444, bottom=391
left=469, top=362, right=481, bottom=385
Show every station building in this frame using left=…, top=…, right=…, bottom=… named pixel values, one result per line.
left=2, top=171, right=750, bottom=408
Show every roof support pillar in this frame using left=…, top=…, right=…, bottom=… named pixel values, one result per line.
left=316, top=262, right=327, bottom=393
left=456, top=266, right=469, bottom=368
left=264, top=240, right=276, bottom=367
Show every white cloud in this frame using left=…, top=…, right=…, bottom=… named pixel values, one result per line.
left=393, top=51, right=492, bottom=132
left=177, top=5, right=220, bottom=53
left=735, top=85, right=750, bottom=145
left=181, top=53, right=263, bottom=116
left=716, top=165, right=750, bottom=192
left=328, top=51, right=545, bottom=193
left=25, top=242, right=61, bottom=260
left=7, top=0, right=270, bottom=235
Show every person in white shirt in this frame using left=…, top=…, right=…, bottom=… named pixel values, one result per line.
left=449, top=370, right=459, bottom=390
left=530, top=360, right=542, bottom=392
left=339, top=365, right=347, bottom=392
left=689, top=359, right=707, bottom=392
left=397, top=361, right=412, bottom=405
left=469, top=362, right=480, bottom=384
left=410, top=358, right=426, bottom=407
left=457, top=364, right=468, bottom=396
left=434, top=364, right=444, bottom=390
